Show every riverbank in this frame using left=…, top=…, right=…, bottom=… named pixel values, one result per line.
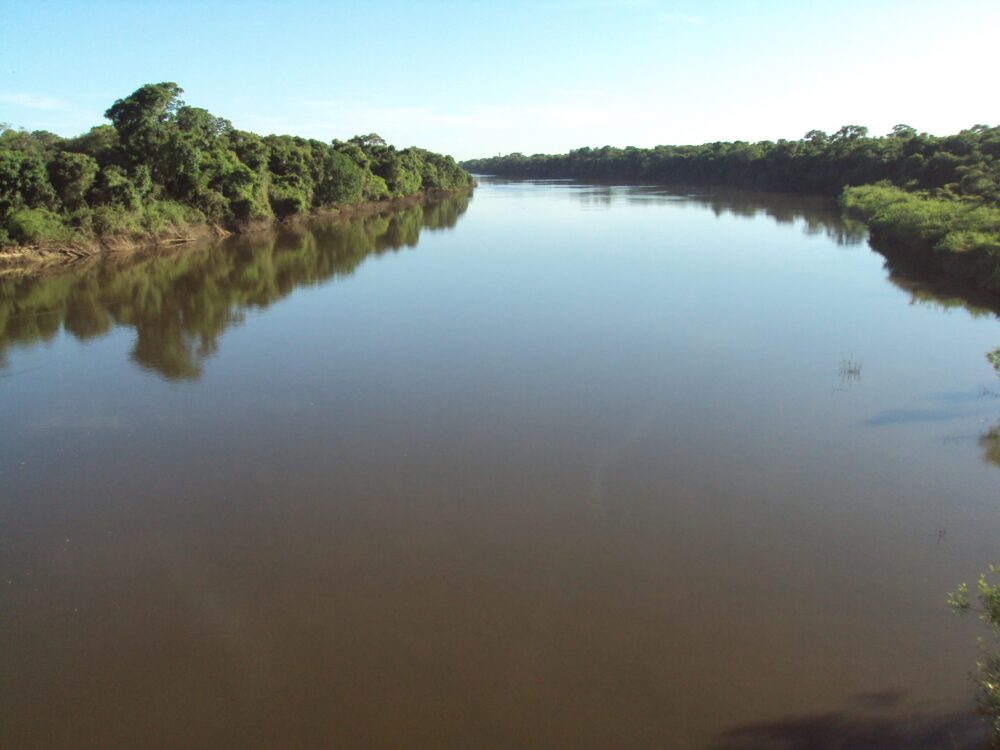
left=842, top=184, right=1000, bottom=292
left=0, top=186, right=473, bottom=274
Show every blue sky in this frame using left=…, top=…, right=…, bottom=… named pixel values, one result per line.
left=2, top=0, right=998, bottom=160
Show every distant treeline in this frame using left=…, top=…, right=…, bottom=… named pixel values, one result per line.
left=462, top=125, right=1000, bottom=199
left=464, top=125, right=1000, bottom=291
left=0, top=83, right=473, bottom=250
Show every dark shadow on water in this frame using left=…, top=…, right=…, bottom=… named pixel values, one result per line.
left=864, top=408, right=973, bottom=427
left=0, top=192, right=471, bottom=380
left=875, top=239, right=1000, bottom=320
left=861, top=388, right=1000, bottom=468
left=710, top=702, right=989, bottom=750
left=852, top=690, right=906, bottom=709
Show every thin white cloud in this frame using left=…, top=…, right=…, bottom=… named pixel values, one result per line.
left=0, top=93, right=68, bottom=110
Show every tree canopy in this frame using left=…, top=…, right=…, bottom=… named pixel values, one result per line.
left=0, top=83, right=473, bottom=248
left=462, top=125, right=1000, bottom=203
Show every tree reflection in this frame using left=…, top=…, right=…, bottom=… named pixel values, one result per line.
left=981, top=426, right=1000, bottom=467
left=877, top=241, right=1000, bottom=319
left=0, top=192, right=470, bottom=379
left=552, top=180, right=870, bottom=246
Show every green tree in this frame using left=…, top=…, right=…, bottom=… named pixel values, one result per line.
left=2, top=82, right=471, bottom=248
left=313, top=149, right=364, bottom=206
left=890, top=124, right=917, bottom=139
left=48, top=151, right=99, bottom=210
left=0, top=149, right=57, bottom=213
left=104, top=82, right=184, bottom=169
left=90, top=164, right=141, bottom=209
left=948, top=566, right=1000, bottom=742
left=63, top=124, right=119, bottom=162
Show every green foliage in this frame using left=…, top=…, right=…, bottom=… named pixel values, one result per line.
left=842, top=184, right=1000, bottom=288
left=464, top=127, right=1000, bottom=292
left=364, top=174, right=390, bottom=201
left=104, top=82, right=185, bottom=172
left=464, top=125, right=1000, bottom=201
left=949, top=566, right=1000, bottom=741
left=88, top=204, right=143, bottom=237
left=90, top=164, right=142, bottom=210
left=314, top=150, right=364, bottom=206
left=268, top=175, right=311, bottom=218
left=48, top=151, right=99, bottom=210
left=0, top=82, right=472, bottom=249
left=989, top=348, right=1000, bottom=375
left=140, top=200, right=205, bottom=234
left=0, top=143, right=58, bottom=213
left=62, top=125, right=118, bottom=161
left=6, top=207, right=76, bottom=245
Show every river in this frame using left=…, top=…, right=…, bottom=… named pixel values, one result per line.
left=1, top=178, right=997, bottom=748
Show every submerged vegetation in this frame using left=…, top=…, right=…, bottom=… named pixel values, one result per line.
left=465, top=125, right=1000, bottom=291
left=0, top=83, right=472, bottom=255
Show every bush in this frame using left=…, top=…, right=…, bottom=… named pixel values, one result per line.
left=90, top=165, right=142, bottom=209
left=268, top=175, right=311, bottom=218
left=140, top=200, right=204, bottom=234
left=843, top=185, right=1000, bottom=292
left=314, top=150, right=364, bottom=206
left=949, top=567, right=1000, bottom=742
left=90, top=204, right=142, bottom=237
left=5, top=207, right=75, bottom=245
left=48, top=151, right=99, bottom=210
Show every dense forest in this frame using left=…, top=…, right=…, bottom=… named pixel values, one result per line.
left=0, top=83, right=472, bottom=252
left=464, top=126, right=1000, bottom=290
left=462, top=125, right=1000, bottom=198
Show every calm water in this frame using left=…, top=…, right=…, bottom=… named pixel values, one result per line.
left=2, top=180, right=999, bottom=748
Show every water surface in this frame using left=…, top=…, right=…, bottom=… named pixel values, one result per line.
left=2, top=181, right=998, bottom=748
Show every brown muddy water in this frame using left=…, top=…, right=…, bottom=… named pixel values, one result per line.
left=1, top=180, right=998, bottom=748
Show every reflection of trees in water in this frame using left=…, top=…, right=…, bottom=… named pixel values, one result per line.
left=871, top=235, right=1000, bottom=471
left=0, top=192, right=470, bottom=379
left=691, top=190, right=868, bottom=247
left=559, top=181, right=869, bottom=246
left=878, top=241, right=1000, bottom=320
left=982, top=350, right=1000, bottom=469
left=981, top=426, right=1000, bottom=467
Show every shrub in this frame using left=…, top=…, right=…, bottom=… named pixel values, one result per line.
left=949, top=567, right=1000, bottom=742
left=843, top=184, right=1000, bottom=269
left=90, top=204, right=142, bottom=237
left=5, top=207, right=75, bottom=245
left=268, top=175, right=311, bottom=218
left=140, top=200, right=204, bottom=234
